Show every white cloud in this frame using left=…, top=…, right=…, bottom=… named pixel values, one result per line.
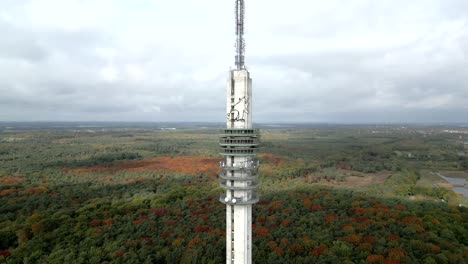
left=100, top=66, right=119, bottom=82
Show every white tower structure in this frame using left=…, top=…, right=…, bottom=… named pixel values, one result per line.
left=219, top=1, right=260, bottom=264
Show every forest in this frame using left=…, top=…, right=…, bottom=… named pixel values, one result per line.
left=0, top=123, right=467, bottom=263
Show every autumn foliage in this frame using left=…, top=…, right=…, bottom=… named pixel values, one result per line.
left=68, top=156, right=222, bottom=176
left=1, top=128, right=468, bottom=263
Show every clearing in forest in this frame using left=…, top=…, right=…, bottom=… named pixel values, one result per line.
left=68, top=156, right=222, bottom=176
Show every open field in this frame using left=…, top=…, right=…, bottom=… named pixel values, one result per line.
left=1, top=123, right=467, bottom=263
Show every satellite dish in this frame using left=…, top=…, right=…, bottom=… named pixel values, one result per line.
left=232, top=198, right=237, bottom=203
left=225, top=197, right=230, bottom=202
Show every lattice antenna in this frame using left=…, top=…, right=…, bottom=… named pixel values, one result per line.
left=235, top=0, right=245, bottom=69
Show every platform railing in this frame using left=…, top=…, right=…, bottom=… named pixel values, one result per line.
left=219, top=181, right=259, bottom=190
left=219, top=160, right=259, bottom=170
left=220, top=148, right=258, bottom=156
left=219, top=194, right=259, bottom=205
left=219, top=171, right=258, bottom=181
left=220, top=128, right=260, bottom=137
left=219, top=138, right=260, bottom=146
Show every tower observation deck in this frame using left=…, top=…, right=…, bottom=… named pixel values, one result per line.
left=219, top=1, right=259, bottom=264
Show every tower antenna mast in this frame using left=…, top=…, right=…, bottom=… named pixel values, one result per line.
left=235, top=0, right=245, bottom=69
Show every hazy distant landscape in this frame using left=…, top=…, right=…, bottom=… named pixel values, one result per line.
left=1, top=122, right=467, bottom=263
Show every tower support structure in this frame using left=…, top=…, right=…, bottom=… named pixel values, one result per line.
left=219, top=2, right=259, bottom=263
left=220, top=69, right=259, bottom=264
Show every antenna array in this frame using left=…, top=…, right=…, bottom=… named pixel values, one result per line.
left=235, top=0, right=245, bottom=69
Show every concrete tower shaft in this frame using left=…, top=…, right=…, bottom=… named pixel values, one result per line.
left=220, top=69, right=259, bottom=264
left=226, top=70, right=252, bottom=128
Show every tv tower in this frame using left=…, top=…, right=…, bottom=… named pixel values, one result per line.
left=219, top=1, right=260, bottom=264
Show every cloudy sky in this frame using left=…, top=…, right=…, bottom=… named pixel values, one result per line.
left=1, top=0, right=467, bottom=123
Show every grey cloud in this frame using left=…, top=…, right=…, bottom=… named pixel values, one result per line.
left=251, top=31, right=468, bottom=121
left=0, top=21, right=49, bottom=62
left=0, top=0, right=467, bottom=123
